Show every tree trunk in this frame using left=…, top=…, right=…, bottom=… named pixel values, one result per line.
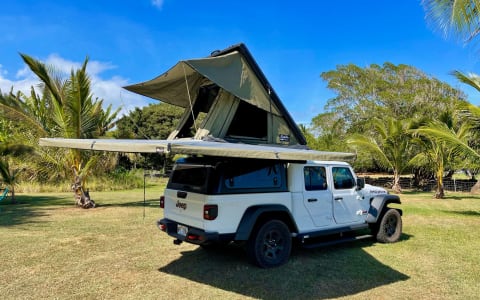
left=72, top=170, right=95, bottom=209
left=391, top=171, right=402, bottom=194
left=73, top=188, right=95, bottom=209
left=434, top=185, right=444, bottom=199
left=434, top=176, right=444, bottom=199
left=434, top=163, right=445, bottom=199
left=470, top=180, right=480, bottom=194
left=10, top=187, right=16, bottom=204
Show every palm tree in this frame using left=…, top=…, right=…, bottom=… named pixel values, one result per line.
left=347, top=117, right=415, bottom=193
left=423, top=1, right=480, bottom=194
left=422, top=0, right=480, bottom=43
left=1, top=54, right=120, bottom=208
left=413, top=111, right=474, bottom=198
left=0, top=143, right=34, bottom=204
left=449, top=71, right=480, bottom=193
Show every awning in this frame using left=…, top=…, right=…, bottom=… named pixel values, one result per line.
left=39, top=138, right=356, bottom=162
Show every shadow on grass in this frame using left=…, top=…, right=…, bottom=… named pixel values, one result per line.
left=159, top=238, right=409, bottom=299
left=442, top=210, right=480, bottom=217
left=402, top=190, right=480, bottom=200
left=444, top=194, right=480, bottom=201
left=0, top=193, right=160, bottom=227
left=0, top=194, right=71, bottom=227
left=98, top=199, right=160, bottom=208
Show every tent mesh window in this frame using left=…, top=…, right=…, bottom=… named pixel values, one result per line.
left=226, top=101, right=268, bottom=141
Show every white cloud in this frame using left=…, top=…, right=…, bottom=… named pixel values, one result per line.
left=151, top=0, right=164, bottom=10
left=42, top=54, right=116, bottom=77
left=0, top=64, right=7, bottom=76
left=1, top=64, right=39, bottom=94
left=15, top=65, right=31, bottom=78
left=45, top=54, right=81, bottom=74
left=91, top=75, right=151, bottom=116
left=0, top=54, right=152, bottom=117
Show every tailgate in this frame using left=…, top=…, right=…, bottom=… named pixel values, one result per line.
left=163, top=188, right=207, bottom=229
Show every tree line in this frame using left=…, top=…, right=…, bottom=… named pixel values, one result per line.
left=2, top=0, right=480, bottom=205
left=2, top=56, right=479, bottom=203
left=307, top=62, right=480, bottom=198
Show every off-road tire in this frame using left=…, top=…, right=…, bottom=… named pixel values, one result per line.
left=246, top=220, right=292, bottom=268
left=376, top=209, right=402, bottom=243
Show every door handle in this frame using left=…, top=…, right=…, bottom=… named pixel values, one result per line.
left=334, top=197, right=343, bottom=201
left=307, top=198, right=317, bottom=202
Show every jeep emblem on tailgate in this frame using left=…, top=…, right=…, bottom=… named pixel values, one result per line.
left=176, top=200, right=187, bottom=210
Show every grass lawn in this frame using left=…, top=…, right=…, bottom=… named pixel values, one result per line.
left=1, top=181, right=479, bottom=299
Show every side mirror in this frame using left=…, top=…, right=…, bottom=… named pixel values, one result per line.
left=356, top=178, right=365, bottom=190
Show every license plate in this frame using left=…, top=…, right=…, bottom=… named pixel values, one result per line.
left=177, top=225, right=188, bottom=236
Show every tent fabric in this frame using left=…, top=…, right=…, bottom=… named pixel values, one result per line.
left=39, top=138, right=356, bottom=162
left=271, top=114, right=299, bottom=145
left=126, top=49, right=300, bottom=145
left=193, top=90, right=239, bottom=139
left=123, top=43, right=307, bottom=146
left=124, top=51, right=281, bottom=116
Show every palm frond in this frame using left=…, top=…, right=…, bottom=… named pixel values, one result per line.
left=422, top=0, right=480, bottom=42
left=451, top=70, right=480, bottom=92
left=347, top=134, right=393, bottom=170
left=20, top=54, right=64, bottom=106
left=416, top=124, right=480, bottom=160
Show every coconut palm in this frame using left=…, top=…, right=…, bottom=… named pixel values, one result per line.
left=347, top=117, right=415, bottom=193
left=422, top=0, right=480, bottom=43
left=413, top=111, right=474, bottom=198
left=1, top=54, right=120, bottom=208
left=0, top=143, right=34, bottom=204
left=422, top=1, right=480, bottom=193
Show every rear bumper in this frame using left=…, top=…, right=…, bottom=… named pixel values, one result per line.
left=158, top=218, right=224, bottom=245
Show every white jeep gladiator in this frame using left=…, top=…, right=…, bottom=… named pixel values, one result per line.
left=157, top=156, right=402, bottom=268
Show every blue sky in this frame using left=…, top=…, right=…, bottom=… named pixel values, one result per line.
left=1, top=0, right=480, bottom=124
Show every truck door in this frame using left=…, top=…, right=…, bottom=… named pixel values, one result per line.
left=331, top=166, right=364, bottom=224
left=302, top=166, right=334, bottom=227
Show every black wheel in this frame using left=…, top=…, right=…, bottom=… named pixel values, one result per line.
left=246, top=220, right=292, bottom=268
left=376, top=209, right=402, bottom=243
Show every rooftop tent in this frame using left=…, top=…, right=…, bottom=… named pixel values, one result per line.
left=124, top=44, right=307, bottom=146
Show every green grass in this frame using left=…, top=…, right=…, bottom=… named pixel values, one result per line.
left=1, top=184, right=479, bottom=299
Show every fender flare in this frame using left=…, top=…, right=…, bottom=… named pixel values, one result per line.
left=234, top=205, right=298, bottom=240
left=366, top=194, right=402, bottom=223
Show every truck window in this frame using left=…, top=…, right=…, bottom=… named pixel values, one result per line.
left=168, top=164, right=212, bottom=193
left=218, top=161, right=287, bottom=193
left=332, top=167, right=355, bottom=189
left=304, top=166, right=327, bottom=191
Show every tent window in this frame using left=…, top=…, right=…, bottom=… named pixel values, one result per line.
left=177, top=84, right=219, bottom=138
left=226, top=101, right=267, bottom=139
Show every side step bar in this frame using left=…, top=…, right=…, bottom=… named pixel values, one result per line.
left=301, top=234, right=373, bottom=249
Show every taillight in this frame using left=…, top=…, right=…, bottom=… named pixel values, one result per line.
left=160, top=195, right=165, bottom=209
left=187, top=234, right=201, bottom=241
left=156, top=220, right=166, bottom=231
left=203, top=204, right=218, bottom=220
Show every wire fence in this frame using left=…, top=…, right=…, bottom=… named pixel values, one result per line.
left=363, top=177, right=477, bottom=192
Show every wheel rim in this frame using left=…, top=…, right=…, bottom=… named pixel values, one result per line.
left=261, top=229, right=285, bottom=260
left=384, top=215, right=398, bottom=237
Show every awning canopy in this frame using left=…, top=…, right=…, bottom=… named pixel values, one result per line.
left=39, top=138, right=356, bottom=162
